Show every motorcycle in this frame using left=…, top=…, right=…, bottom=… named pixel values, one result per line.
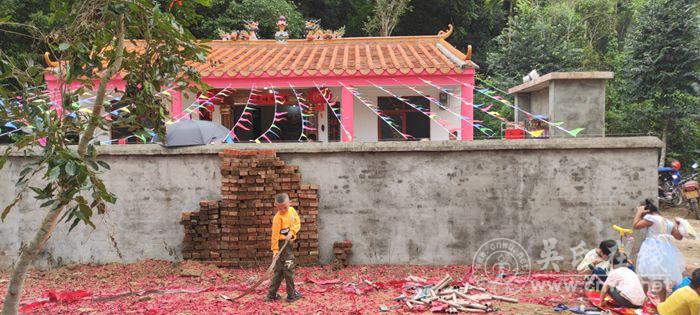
left=681, top=162, right=699, bottom=219
left=658, top=160, right=683, bottom=206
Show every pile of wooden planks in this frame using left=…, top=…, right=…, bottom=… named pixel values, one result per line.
left=180, top=149, right=320, bottom=267
left=401, top=275, right=518, bottom=313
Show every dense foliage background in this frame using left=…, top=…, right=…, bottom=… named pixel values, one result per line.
left=1, top=0, right=698, bottom=164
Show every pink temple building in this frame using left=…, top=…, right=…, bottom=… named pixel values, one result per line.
left=45, top=25, right=477, bottom=143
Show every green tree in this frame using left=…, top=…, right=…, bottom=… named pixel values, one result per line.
left=346, top=0, right=374, bottom=36
left=484, top=0, right=533, bottom=17
left=0, top=1, right=209, bottom=314
left=294, top=0, right=373, bottom=37
left=190, top=0, right=305, bottom=39
left=364, top=0, right=412, bottom=36
left=394, top=0, right=507, bottom=69
left=621, top=0, right=700, bottom=166
left=0, top=0, right=53, bottom=63
left=486, top=2, right=596, bottom=87
left=607, top=94, right=700, bottom=164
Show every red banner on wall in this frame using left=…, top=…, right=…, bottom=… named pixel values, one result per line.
left=306, top=89, right=331, bottom=112
left=252, top=93, right=289, bottom=105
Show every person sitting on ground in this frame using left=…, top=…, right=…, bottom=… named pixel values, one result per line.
left=577, top=240, right=615, bottom=289
left=265, top=193, right=302, bottom=303
left=600, top=252, right=646, bottom=309
left=658, top=268, right=700, bottom=315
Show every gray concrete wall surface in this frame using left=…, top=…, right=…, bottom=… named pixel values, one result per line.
left=530, top=88, right=549, bottom=118
left=514, top=94, right=531, bottom=124
left=550, top=80, right=606, bottom=137
left=0, top=138, right=662, bottom=269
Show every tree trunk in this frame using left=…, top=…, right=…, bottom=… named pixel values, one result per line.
left=659, top=122, right=668, bottom=167
left=78, top=15, right=126, bottom=156
left=1, top=15, right=125, bottom=315
left=1, top=205, right=64, bottom=315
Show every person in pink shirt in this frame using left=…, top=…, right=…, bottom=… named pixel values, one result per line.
left=600, top=252, right=646, bottom=308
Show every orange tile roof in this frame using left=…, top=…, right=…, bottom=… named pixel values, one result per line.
left=168, top=25, right=474, bottom=78
left=45, top=25, right=475, bottom=79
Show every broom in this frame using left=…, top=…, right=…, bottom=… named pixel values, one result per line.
left=227, top=239, right=289, bottom=302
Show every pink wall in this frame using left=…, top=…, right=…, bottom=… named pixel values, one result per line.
left=460, top=72, right=475, bottom=141
left=170, top=90, right=182, bottom=118
left=340, top=87, right=354, bottom=142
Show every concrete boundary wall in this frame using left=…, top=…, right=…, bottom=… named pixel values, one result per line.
left=0, top=137, right=662, bottom=269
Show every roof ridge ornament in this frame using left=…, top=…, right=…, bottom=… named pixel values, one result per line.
left=305, top=19, right=344, bottom=41
left=275, top=16, right=289, bottom=43
left=466, top=45, right=472, bottom=61
left=437, top=24, right=454, bottom=39
left=44, top=52, right=61, bottom=68
left=218, top=20, right=259, bottom=41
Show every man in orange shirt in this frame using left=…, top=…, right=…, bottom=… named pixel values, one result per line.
left=265, top=193, right=302, bottom=302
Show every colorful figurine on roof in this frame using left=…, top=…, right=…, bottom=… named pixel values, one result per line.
left=437, top=24, right=454, bottom=38
left=217, top=20, right=259, bottom=41
left=240, top=20, right=259, bottom=40
left=274, top=16, right=289, bottom=43
left=43, top=52, right=60, bottom=68
left=327, top=26, right=345, bottom=40
left=304, top=19, right=344, bottom=41
left=217, top=29, right=234, bottom=40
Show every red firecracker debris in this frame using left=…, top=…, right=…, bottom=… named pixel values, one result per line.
left=2, top=261, right=587, bottom=314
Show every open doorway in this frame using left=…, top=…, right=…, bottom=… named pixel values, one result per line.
left=224, top=89, right=311, bottom=142
left=377, top=96, right=430, bottom=140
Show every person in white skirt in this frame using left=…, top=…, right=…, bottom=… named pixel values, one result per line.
left=633, top=199, right=685, bottom=302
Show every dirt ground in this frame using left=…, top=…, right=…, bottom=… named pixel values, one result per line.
left=0, top=205, right=697, bottom=314
left=0, top=262, right=585, bottom=314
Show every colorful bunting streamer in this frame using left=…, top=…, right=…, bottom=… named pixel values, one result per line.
left=56, top=85, right=176, bottom=118
left=312, top=82, right=353, bottom=142
left=420, top=78, right=542, bottom=138
left=288, top=84, right=315, bottom=142
left=255, top=85, right=286, bottom=143
left=449, top=77, right=585, bottom=137
left=528, top=129, right=544, bottom=138
left=567, top=128, right=585, bottom=137
left=393, top=80, right=496, bottom=138
left=368, top=81, right=455, bottom=137
left=91, top=86, right=231, bottom=145
left=92, top=86, right=233, bottom=145
left=474, top=76, right=511, bottom=95
left=337, top=81, right=411, bottom=140
left=166, top=85, right=233, bottom=125
left=226, top=85, right=256, bottom=142
left=0, top=129, right=22, bottom=138
left=0, top=88, right=109, bottom=141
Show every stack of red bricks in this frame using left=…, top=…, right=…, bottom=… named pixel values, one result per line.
left=181, top=149, right=319, bottom=268
left=181, top=200, right=222, bottom=261
left=332, top=240, right=353, bottom=270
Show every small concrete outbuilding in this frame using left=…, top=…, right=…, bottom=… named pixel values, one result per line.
left=508, top=72, right=614, bottom=138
